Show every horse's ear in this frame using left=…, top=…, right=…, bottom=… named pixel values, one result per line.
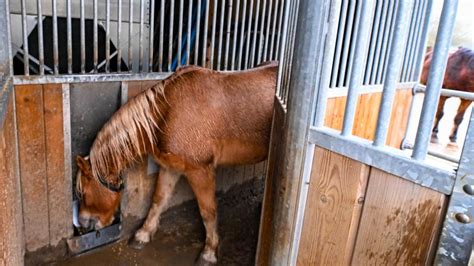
left=76, top=155, right=91, bottom=173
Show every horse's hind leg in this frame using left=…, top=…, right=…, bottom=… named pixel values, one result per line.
left=450, top=99, right=472, bottom=143
left=432, top=96, right=448, bottom=143
left=185, top=166, right=218, bottom=266
left=129, top=168, right=180, bottom=249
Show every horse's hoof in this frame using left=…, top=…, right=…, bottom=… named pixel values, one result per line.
left=430, top=135, right=439, bottom=144
left=128, top=237, right=147, bottom=250
left=195, top=254, right=217, bottom=266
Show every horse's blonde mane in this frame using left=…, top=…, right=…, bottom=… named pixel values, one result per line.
left=89, top=82, right=167, bottom=182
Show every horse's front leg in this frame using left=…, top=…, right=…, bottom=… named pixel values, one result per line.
left=129, top=168, right=180, bottom=249
left=185, top=166, right=219, bottom=266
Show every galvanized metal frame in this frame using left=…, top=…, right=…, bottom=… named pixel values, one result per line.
left=435, top=112, right=474, bottom=264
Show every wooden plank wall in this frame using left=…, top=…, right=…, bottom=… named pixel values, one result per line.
left=14, top=84, right=72, bottom=252
left=0, top=92, right=24, bottom=265
left=297, top=147, right=447, bottom=265
left=325, top=89, right=413, bottom=149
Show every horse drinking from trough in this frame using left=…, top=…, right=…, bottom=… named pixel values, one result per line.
left=75, top=62, right=278, bottom=265
left=420, top=47, right=474, bottom=143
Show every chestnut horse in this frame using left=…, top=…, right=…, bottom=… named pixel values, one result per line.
left=75, top=62, right=277, bottom=265
left=420, top=47, right=474, bottom=143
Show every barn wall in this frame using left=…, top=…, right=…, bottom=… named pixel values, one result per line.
left=0, top=90, right=24, bottom=265
left=297, top=147, right=447, bottom=265
left=325, top=88, right=413, bottom=149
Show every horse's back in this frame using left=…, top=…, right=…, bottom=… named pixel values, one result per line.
left=421, top=47, right=474, bottom=92
left=159, top=63, right=278, bottom=165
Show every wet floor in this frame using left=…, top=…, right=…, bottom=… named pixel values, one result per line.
left=54, top=178, right=264, bottom=266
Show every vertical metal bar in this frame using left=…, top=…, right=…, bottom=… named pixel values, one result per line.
left=67, top=0, right=72, bottom=74
left=118, top=0, right=123, bottom=72
left=363, top=0, right=382, bottom=85
left=345, top=0, right=363, bottom=87
left=244, top=0, right=254, bottom=69
left=263, top=0, right=273, bottom=61
left=194, top=0, right=202, bottom=65
left=329, top=0, right=348, bottom=88
left=159, top=0, right=164, bottom=71
left=38, top=0, right=45, bottom=75
left=202, top=0, right=210, bottom=67
left=313, top=0, right=342, bottom=127
left=52, top=0, right=58, bottom=74
left=337, top=0, right=356, bottom=87
left=237, top=0, right=247, bottom=70
left=369, top=0, right=389, bottom=84
left=281, top=0, right=297, bottom=103
left=20, top=0, right=29, bottom=76
left=177, top=0, right=184, bottom=66
left=274, top=0, right=284, bottom=61
left=224, top=0, right=233, bottom=70
left=269, top=0, right=279, bottom=60
left=93, top=0, right=98, bottom=72
left=376, top=0, right=395, bottom=84
left=186, top=0, right=193, bottom=65
left=168, top=0, right=175, bottom=71
left=400, top=0, right=420, bottom=82
left=148, top=0, right=155, bottom=71
left=217, top=0, right=225, bottom=70
left=413, top=0, right=433, bottom=81
left=412, top=0, right=458, bottom=161
left=80, top=0, right=86, bottom=73
left=210, top=0, right=218, bottom=69
left=275, top=0, right=290, bottom=98
left=283, top=0, right=300, bottom=104
left=250, top=0, right=261, bottom=67
left=341, top=0, right=374, bottom=136
left=408, top=0, right=427, bottom=81
left=373, top=0, right=412, bottom=147
left=257, top=0, right=267, bottom=64
left=435, top=112, right=474, bottom=265
left=138, top=0, right=145, bottom=71
left=231, top=0, right=240, bottom=70
left=106, top=0, right=111, bottom=73
left=128, top=0, right=134, bottom=72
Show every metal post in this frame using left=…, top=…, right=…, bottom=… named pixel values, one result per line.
left=329, top=0, right=349, bottom=88
left=118, top=0, right=123, bottom=72
left=224, top=0, right=233, bottom=70
left=186, top=0, right=192, bottom=66
left=237, top=0, right=247, bottom=70
left=38, top=0, right=45, bottom=75
left=168, top=0, right=175, bottom=71
left=244, top=0, right=254, bottom=69
left=159, top=0, right=164, bottom=71
left=435, top=112, right=474, bottom=264
left=20, top=0, right=29, bottom=76
left=341, top=0, right=374, bottom=136
left=67, top=0, right=72, bottom=75
left=201, top=0, right=210, bottom=67
left=194, top=0, right=201, bottom=65
left=413, top=0, right=434, bottom=81
left=106, top=0, right=111, bottom=73
left=128, top=0, right=134, bottom=72
left=217, top=0, right=225, bottom=70
left=263, top=0, right=329, bottom=264
left=138, top=0, right=145, bottom=71
left=177, top=0, right=183, bottom=67
left=231, top=0, right=240, bottom=70
left=210, top=0, right=218, bottom=69
left=80, top=0, right=86, bottom=73
left=94, top=0, right=98, bottom=72
left=373, top=0, right=412, bottom=147
left=313, top=0, right=342, bottom=127
left=412, top=0, right=458, bottom=161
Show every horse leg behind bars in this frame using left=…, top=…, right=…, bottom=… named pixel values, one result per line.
left=449, top=98, right=472, bottom=143
left=129, top=167, right=181, bottom=249
left=431, top=96, right=448, bottom=143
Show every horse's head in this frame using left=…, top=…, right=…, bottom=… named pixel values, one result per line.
left=75, top=155, right=121, bottom=230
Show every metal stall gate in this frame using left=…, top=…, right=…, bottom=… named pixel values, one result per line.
left=257, top=0, right=474, bottom=265
left=0, top=0, right=286, bottom=263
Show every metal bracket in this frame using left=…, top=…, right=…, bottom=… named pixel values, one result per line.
left=435, top=111, right=474, bottom=265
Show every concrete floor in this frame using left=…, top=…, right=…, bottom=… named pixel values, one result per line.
left=53, top=178, right=264, bottom=266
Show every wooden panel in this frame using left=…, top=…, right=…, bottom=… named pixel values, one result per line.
left=297, top=148, right=370, bottom=265
left=15, top=85, right=50, bottom=251
left=352, top=168, right=446, bottom=265
left=43, top=84, right=72, bottom=246
left=256, top=101, right=286, bottom=265
left=0, top=94, right=24, bottom=265
left=325, top=89, right=412, bottom=149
